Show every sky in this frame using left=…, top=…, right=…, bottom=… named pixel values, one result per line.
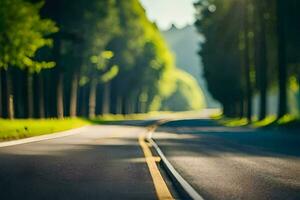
left=140, top=0, right=197, bottom=30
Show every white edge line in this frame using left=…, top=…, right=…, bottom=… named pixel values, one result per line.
left=0, top=125, right=91, bottom=148
left=147, top=130, right=205, bottom=200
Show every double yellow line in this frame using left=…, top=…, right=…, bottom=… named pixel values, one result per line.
left=139, top=132, right=174, bottom=200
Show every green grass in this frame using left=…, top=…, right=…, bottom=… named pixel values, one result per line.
left=252, top=115, right=300, bottom=128
left=252, top=116, right=277, bottom=128
left=0, top=112, right=174, bottom=141
left=0, top=118, right=90, bottom=141
left=4, top=111, right=296, bottom=142
left=218, top=114, right=300, bottom=129
left=219, top=118, right=249, bottom=127
left=276, top=115, right=300, bottom=128
left=210, top=111, right=223, bottom=120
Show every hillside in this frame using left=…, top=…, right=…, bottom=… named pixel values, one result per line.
left=162, top=25, right=220, bottom=108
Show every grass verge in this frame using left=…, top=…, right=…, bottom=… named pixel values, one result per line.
left=0, top=118, right=90, bottom=141
left=219, top=118, right=249, bottom=127
left=219, top=114, right=300, bottom=129
left=0, top=112, right=170, bottom=141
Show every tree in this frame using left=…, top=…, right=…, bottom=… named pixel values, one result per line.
left=1, top=0, right=207, bottom=119
left=254, top=0, right=269, bottom=120
left=86, top=51, right=119, bottom=118
left=243, top=0, right=255, bottom=122
left=0, top=0, right=57, bottom=119
left=194, top=0, right=245, bottom=117
left=73, top=0, right=119, bottom=118
left=276, top=0, right=287, bottom=118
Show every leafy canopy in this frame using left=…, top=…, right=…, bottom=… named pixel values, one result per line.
left=0, top=0, right=58, bottom=72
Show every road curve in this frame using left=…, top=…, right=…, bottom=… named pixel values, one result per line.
left=153, top=119, right=300, bottom=200
left=0, top=125, right=163, bottom=200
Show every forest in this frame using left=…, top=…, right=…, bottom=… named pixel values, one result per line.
left=0, top=0, right=205, bottom=120
left=195, top=0, right=300, bottom=121
left=1, top=0, right=299, bottom=123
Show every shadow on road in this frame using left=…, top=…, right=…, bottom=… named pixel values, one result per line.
left=0, top=136, right=155, bottom=200
left=154, top=118, right=300, bottom=200
left=160, top=119, right=220, bottom=127
left=155, top=118, right=300, bottom=158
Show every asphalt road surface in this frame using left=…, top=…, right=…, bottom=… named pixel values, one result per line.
left=1, top=118, right=300, bottom=200
left=0, top=124, right=162, bottom=200
left=154, top=119, right=300, bottom=200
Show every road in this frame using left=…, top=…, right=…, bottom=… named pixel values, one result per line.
left=0, top=118, right=300, bottom=200
left=0, top=123, right=174, bottom=200
left=153, top=119, right=300, bottom=200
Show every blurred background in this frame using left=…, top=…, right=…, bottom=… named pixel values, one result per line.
left=0, top=0, right=299, bottom=123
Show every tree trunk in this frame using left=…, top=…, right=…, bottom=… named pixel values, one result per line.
left=116, top=95, right=122, bottom=114
left=256, top=1, right=268, bottom=120
left=125, top=98, right=131, bottom=114
left=102, top=83, right=111, bottom=114
left=240, top=102, right=244, bottom=117
left=127, top=101, right=131, bottom=114
left=134, top=95, right=139, bottom=113
left=130, top=97, right=134, bottom=114
left=57, top=73, right=64, bottom=119
left=79, top=86, right=87, bottom=117
left=13, top=69, right=23, bottom=118
left=89, top=77, right=97, bottom=118
left=27, top=71, right=34, bottom=118
left=128, top=95, right=136, bottom=114
left=223, top=104, right=233, bottom=117
left=277, top=0, right=287, bottom=118
left=138, top=100, right=143, bottom=114
left=38, top=74, right=45, bottom=118
left=244, top=0, right=253, bottom=122
left=239, top=99, right=245, bottom=119
left=5, top=70, right=14, bottom=119
left=297, top=74, right=300, bottom=113
left=0, top=69, right=2, bottom=118
left=2, top=69, right=8, bottom=118
left=70, top=73, right=78, bottom=117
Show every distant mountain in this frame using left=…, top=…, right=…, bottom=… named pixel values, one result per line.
left=162, top=24, right=220, bottom=108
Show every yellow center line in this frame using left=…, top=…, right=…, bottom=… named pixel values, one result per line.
left=139, top=132, right=174, bottom=200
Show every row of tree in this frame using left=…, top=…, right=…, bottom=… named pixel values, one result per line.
left=0, top=0, right=205, bottom=119
left=195, top=0, right=300, bottom=120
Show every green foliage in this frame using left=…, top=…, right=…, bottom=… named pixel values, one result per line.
left=80, top=1, right=120, bottom=86
left=0, top=0, right=58, bottom=72
left=195, top=0, right=300, bottom=118
left=0, top=0, right=207, bottom=121
left=252, top=115, right=276, bottom=127
left=195, top=0, right=245, bottom=116
left=162, top=25, right=220, bottom=108
left=220, top=118, right=249, bottom=127
left=161, top=70, right=206, bottom=111
left=0, top=118, right=89, bottom=141
left=109, top=0, right=204, bottom=112
left=100, top=65, right=119, bottom=83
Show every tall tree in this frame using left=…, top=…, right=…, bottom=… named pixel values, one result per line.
left=255, top=0, right=269, bottom=120
left=0, top=69, right=2, bottom=117
left=0, top=0, right=57, bottom=119
left=243, top=0, right=253, bottom=122
left=86, top=51, right=118, bottom=118
left=194, top=0, right=245, bottom=117
left=1, top=0, right=207, bottom=119
left=276, top=0, right=287, bottom=118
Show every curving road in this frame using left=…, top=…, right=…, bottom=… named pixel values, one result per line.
left=154, top=119, right=300, bottom=200
left=0, top=125, right=161, bottom=200
left=1, top=117, right=300, bottom=200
